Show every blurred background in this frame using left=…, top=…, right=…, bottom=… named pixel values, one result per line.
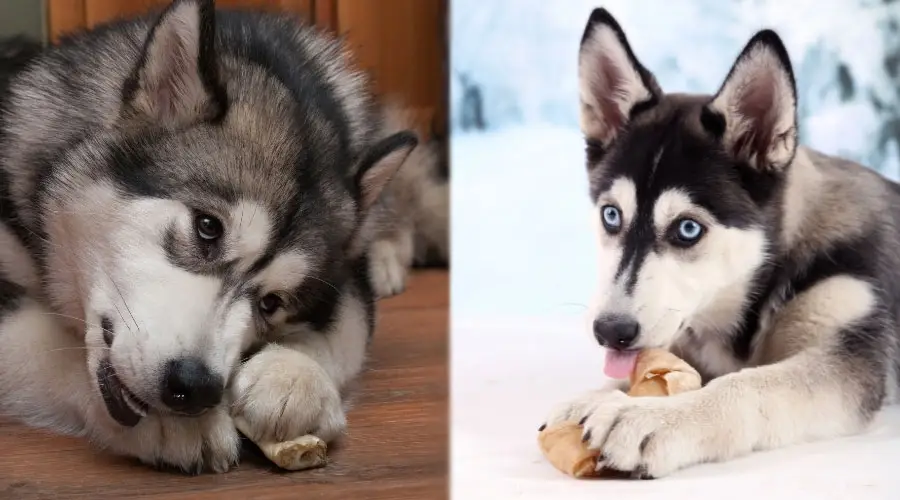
left=451, top=0, right=900, bottom=320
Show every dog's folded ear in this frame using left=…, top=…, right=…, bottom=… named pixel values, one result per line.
left=704, top=30, right=798, bottom=172
left=353, top=131, right=419, bottom=212
left=578, top=8, right=661, bottom=157
left=122, top=0, right=226, bottom=127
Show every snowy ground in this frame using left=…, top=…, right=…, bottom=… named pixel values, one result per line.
left=451, top=315, right=900, bottom=500
left=450, top=129, right=900, bottom=498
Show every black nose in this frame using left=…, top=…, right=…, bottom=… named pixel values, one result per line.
left=160, top=357, right=223, bottom=415
left=593, top=315, right=640, bottom=349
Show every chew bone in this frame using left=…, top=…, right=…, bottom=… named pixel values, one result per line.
left=234, top=416, right=329, bottom=471
left=538, top=348, right=702, bottom=478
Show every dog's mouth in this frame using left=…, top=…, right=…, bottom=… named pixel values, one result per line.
left=97, top=358, right=150, bottom=427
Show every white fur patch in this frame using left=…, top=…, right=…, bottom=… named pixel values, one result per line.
left=254, top=250, right=310, bottom=293
left=226, top=200, right=272, bottom=268
left=600, top=177, right=638, bottom=226
left=651, top=189, right=698, bottom=232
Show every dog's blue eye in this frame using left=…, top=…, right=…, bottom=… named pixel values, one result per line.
left=674, top=218, right=704, bottom=245
left=601, top=205, right=622, bottom=233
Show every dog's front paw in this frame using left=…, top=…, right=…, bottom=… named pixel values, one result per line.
left=230, top=345, right=345, bottom=444
left=369, top=232, right=413, bottom=298
left=107, top=407, right=241, bottom=474
left=543, top=390, right=724, bottom=478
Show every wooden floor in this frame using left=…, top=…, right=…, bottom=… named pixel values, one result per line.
left=0, top=271, right=448, bottom=500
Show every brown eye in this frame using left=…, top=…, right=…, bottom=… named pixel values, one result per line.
left=195, top=213, right=223, bottom=241
left=259, top=294, right=282, bottom=315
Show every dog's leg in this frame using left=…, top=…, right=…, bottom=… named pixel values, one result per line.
left=229, top=291, right=369, bottom=444
left=544, top=275, right=889, bottom=478
left=369, top=224, right=415, bottom=299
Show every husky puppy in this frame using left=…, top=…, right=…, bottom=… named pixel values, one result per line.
left=543, top=8, right=899, bottom=478
left=0, top=0, right=446, bottom=473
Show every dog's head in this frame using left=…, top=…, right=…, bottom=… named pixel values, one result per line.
left=40, top=0, right=415, bottom=425
left=578, top=9, right=797, bottom=372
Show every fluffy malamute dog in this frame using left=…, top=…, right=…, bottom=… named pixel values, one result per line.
left=543, top=8, right=898, bottom=478
left=0, top=0, right=446, bottom=473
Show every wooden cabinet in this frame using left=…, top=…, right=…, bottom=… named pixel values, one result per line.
left=45, top=0, right=447, bottom=139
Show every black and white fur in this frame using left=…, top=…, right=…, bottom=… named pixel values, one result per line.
left=0, top=0, right=446, bottom=473
left=543, top=8, right=900, bottom=478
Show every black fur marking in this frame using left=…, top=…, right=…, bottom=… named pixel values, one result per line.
left=101, top=316, right=114, bottom=347
left=789, top=239, right=874, bottom=298
left=193, top=0, right=228, bottom=123
left=585, top=138, right=606, bottom=165
left=734, top=162, right=782, bottom=206
left=352, top=254, right=376, bottom=338
left=835, top=316, right=888, bottom=417
left=105, top=140, right=161, bottom=198
left=0, top=278, right=26, bottom=319
left=285, top=261, right=343, bottom=332
left=617, top=215, right=654, bottom=295
left=0, top=165, right=32, bottom=253
left=246, top=249, right=276, bottom=277
left=729, top=265, right=778, bottom=361
left=639, top=433, right=653, bottom=454
left=629, top=97, right=659, bottom=120
left=699, top=106, right=726, bottom=138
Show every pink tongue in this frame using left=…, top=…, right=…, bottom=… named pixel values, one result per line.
left=603, top=349, right=639, bottom=379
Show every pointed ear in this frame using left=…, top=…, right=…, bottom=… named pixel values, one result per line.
left=354, top=131, right=419, bottom=211
left=579, top=8, right=661, bottom=154
left=122, top=0, right=226, bottom=127
left=704, top=30, right=798, bottom=172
